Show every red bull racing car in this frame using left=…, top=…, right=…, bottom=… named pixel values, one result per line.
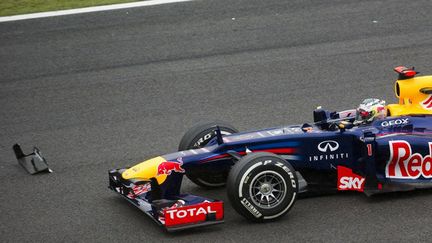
left=109, top=66, right=432, bottom=231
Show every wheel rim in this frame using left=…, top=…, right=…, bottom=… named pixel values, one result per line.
left=249, top=170, right=287, bottom=209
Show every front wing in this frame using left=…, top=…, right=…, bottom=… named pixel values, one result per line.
left=108, top=169, right=224, bottom=232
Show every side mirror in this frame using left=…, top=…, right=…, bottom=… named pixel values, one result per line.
left=313, top=108, right=328, bottom=123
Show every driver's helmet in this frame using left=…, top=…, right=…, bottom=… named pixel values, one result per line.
left=356, top=98, right=387, bottom=123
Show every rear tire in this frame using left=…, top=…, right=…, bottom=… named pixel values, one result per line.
left=178, top=121, right=238, bottom=188
left=227, top=152, right=298, bottom=222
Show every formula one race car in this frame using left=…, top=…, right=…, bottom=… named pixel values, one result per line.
left=109, top=66, right=432, bottom=231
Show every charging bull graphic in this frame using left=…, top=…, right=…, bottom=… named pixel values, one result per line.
left=157, top=161, right=185, bottom=175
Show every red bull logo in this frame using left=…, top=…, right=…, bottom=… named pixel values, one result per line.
left=386, top=141, right=432, bottom=179
left=421, top=95, right=432, bottom=110
left=157, top=161, right=185, bottom=175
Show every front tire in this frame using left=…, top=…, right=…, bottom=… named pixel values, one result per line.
left=227, top=152, right=298, bottom=222
left=178, top=121, right=238, bottom=188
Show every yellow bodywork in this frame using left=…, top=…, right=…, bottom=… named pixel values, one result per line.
left=387, top=75, right=432, bottom=116
left=121, top=156, right=168, bottom=184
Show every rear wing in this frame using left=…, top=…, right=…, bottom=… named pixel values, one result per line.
left=394, top=66, right=418, bottom=80
left=13, top=144, right=52, bottom=174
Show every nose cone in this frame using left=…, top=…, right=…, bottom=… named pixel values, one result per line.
left=122, top=156, right=168, bottom=184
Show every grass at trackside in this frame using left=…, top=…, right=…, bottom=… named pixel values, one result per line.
left=0, top=0, right=142, bottom=16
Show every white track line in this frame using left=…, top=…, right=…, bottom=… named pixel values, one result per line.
left=0, top=0, right=193, bottom=23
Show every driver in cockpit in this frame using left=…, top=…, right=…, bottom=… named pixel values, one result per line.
left=354, top=98, right=387, bottom=125
left=305, top=98, right=388, bottom=132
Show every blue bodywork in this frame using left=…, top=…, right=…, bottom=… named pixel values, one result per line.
left=161, top=114, right=432, bottom=196
left=109, top=112, right=432, bottom=230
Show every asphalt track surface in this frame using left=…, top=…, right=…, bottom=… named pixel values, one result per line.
left=1, top=0, right=432, bottom=242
